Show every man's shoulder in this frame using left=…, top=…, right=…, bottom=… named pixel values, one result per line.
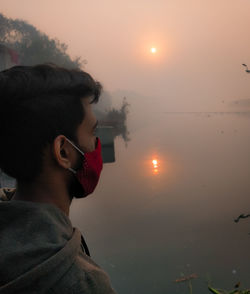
left=50, top=250, right=117, bottom=294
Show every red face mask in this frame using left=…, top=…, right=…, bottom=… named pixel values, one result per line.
left=66, top=137, right=103, bottom=198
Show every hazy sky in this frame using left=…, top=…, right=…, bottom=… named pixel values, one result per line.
left=1, top=0, right=250, bottom=110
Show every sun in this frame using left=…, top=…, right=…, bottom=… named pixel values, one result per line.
left=151, top=47, right=157, bottom=54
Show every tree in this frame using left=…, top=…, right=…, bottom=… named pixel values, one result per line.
left=0, top=13, right=84, bottom=68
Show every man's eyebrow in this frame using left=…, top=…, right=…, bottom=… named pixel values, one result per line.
left=93, top=120, right=99, bottom=130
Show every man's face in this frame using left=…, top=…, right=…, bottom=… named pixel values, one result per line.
left=76, top=97, right=98, bottom=153
left=67, top=97, right=99, bottom=198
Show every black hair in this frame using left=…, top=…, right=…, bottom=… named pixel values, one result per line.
left=0, top=63, right=102, bottom=182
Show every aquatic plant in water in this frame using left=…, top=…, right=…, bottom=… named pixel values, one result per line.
left=208, top=282, right=250, bottom=294
left=174, top=274, right=250, bottom=294
left=174, top=273, right=198, bottom=294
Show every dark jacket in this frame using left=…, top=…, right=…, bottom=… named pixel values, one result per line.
left=0, top=188, right=117, bottom=294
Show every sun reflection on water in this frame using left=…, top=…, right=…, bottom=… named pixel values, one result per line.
left=138, top=151, right=179, bottom=192
left=152, top=158, right=159, bottom=174
left=140, top=151, right=174, bottom=180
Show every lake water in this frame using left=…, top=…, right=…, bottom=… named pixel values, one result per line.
left=70, top=109, right=250, bottom=293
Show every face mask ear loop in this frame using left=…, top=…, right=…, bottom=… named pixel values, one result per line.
left=65, top=138, right=85, bottom=156
left=65, top=137, right=85, bottom=174
left=68, top=167, right=77, bottom=174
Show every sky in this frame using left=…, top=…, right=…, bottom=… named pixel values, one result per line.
left=1, top=0, right=250, bottom=111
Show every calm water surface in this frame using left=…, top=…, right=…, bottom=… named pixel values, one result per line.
left=70, top=109, right=250, bottom=293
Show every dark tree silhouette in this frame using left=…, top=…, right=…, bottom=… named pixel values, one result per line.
left=0, top=13, right=84, bottom=68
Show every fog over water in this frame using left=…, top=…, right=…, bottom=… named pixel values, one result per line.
left=70, top=106, right=250, bottom=293
left=1, top=0, right=250, bottom=292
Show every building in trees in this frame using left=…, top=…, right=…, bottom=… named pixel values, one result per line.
left=0, top=44, right=19, bottom=187
left=0, top=44, right=19, bottom=71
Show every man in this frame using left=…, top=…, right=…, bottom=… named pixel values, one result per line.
left=0, top=64, right=117, bottom=293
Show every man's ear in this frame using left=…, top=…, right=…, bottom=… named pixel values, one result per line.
left=52, top=135, right=73, bottom=169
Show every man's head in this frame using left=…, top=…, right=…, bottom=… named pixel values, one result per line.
left=0, top=64, right=102, bottom=192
